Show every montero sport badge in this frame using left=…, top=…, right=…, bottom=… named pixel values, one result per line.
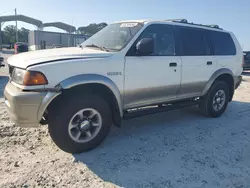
left=107, top=72, right=122, bottom=76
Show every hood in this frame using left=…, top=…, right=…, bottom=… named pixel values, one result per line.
left=7, top=47, right=113, bottom=69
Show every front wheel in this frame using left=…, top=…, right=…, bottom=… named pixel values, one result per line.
left=48, top=95, right=112, bottom=153
left=199, top=81, right=229, bottom=117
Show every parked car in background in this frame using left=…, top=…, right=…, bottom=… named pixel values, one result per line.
left=14, top=42, right=29, bottom=54
left=243, top=51, right=250, bottom=70
left=2, top=44, right=11, bottom=49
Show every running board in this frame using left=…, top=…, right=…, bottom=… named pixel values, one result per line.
left=123, top=100, right=198, bottom=120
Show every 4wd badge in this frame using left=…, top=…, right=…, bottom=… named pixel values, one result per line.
left=107, top=72, right=122, bottom=76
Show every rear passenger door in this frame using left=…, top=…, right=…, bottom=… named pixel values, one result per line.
left=177, top=26, right=216, bottom=98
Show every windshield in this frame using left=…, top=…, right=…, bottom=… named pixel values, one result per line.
left=81, top=22, right=143, bottom=51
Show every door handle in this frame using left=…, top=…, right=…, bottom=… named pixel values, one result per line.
left=207, top=61, right=212, bottom=65
left=169, top=62, right=177, bottom=67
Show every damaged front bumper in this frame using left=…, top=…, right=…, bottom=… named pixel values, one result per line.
left=4, top=82, right=60, bottom=127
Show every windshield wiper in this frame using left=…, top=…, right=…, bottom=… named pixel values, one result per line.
left=85, top=44, right=110, bottom=52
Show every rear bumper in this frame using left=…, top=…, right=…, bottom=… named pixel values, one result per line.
left=4, top=82, right=60, bottom=127
left=243, top=64, right=250, bottom=70
left=234, top=75, right=242, bottom=89
left=0, top=57, right=4, bottom=67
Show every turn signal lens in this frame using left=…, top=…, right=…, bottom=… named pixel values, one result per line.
left=23, top=71, right=48, bottom=86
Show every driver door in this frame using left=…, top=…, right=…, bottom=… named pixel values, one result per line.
left=124, top=24, right=182, bottom=109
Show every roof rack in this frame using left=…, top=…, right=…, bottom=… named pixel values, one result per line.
left=165, top=19, right=223, bottom=30
left=165, top=19, right=188, bottom=23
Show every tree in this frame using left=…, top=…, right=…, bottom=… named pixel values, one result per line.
left=18, top=27, right=30, bottom=42
left=2, top=25, right=16, bottom=44
left=2, top=25, right=30, bottom=45
left=78, top=22, right=107, bottom=36
left=1, top=22, right=106, bottom=46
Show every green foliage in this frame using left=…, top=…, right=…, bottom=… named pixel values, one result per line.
left=77, top=22, right=107, bottom=36
left=2, top=25, right=30, bottom=44
left=2, top=25, right=16, bottom=44
left=18, top=27, right=30, bottom=42
left=1, top=22, right=108, bottom=45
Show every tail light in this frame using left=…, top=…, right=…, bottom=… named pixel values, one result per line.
left=242, top=56, right=244, bottom=68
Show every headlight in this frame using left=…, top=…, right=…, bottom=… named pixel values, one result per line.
left=12, top=68, right=48, bottom=86
left=12, top=68, right=26, bottom=85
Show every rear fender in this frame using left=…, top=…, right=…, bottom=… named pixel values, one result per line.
left=202, top=68, right=234, bottom=96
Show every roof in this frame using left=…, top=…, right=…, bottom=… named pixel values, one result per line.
left=114, top=20, right=149, bottom=24
left=115, top=19, right=225, bottom=32
left=42, top=22, right=76, bottom=33
left=0, top=15, right=42, bottom=27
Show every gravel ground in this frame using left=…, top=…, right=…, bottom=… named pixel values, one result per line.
left=0, top=52, right=250, bottom=188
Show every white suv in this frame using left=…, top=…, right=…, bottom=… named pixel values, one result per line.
left=4, top=19, right=243, bottom=153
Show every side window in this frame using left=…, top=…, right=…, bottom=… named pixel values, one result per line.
left=209, top=31, right=236, bottom=55
left=127, top=24, right=176, bottom=56
left=180, top=27, right=210, bottom=56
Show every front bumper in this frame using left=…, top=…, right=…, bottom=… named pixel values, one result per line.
left=234, top=75, right=242, bottom=89
left=4, top=82, right=59, bottom=127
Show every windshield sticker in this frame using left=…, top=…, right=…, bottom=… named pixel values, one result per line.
left=120, top=23, right=138, bottom=27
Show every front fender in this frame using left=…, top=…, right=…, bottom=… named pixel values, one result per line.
left=201, top=68, right=233, bottom=96
left=59, top=74, right=123, bottom=117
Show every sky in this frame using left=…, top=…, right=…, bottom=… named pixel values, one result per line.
left=0, top=0, right=250, bottom=50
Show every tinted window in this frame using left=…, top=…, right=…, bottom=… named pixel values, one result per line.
left=180, top=27, right=210, bottom=56
left=127, top=24, right=175, bottom=56
left=209, top=31, right=236, bottom=55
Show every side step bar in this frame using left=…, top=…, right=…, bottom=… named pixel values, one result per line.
left=123, top=100, right=198, bottom=120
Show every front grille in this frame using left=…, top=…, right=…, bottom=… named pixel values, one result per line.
left=8, top=65, right=14, bottom=77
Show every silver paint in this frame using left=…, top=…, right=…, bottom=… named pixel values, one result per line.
left=124, top=85, right=179, bottom=109
left=201, top=68, right=233, bottom=96
left=234, top=75, right=242, bottom=89
left=212, top=90, right=226, bottom=111
left=37, top=91, right=61, bottom=121
left=59, top=74, right=123, bottom=117
left=68, top=108, right=102, bottom=143
left=177, top=81, right=207, bottom=96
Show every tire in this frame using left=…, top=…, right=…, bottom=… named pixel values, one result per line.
left=48, top=95, right=112, bottom=153
left=199, top=81, right=229, bottom=117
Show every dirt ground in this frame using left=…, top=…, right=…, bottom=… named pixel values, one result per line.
left=1, top=52, right=250, bottom=188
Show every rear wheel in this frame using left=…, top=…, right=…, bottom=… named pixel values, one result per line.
left=199, top=81, right=229, bottom=117
left=48, top=95, right=112, bottom=153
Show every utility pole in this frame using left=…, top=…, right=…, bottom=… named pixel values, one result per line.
left=15, top=8, right=18, bottom=42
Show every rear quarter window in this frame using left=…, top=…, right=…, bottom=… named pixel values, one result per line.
left=209, top=31, right=236, bottom=55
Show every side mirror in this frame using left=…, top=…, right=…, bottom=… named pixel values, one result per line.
left=136, top=38, right=154, bottom=56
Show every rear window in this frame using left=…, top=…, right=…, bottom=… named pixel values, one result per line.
left=209, top=31, right=236, bottom=55
left=179, top=27, right=210, bottom=56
